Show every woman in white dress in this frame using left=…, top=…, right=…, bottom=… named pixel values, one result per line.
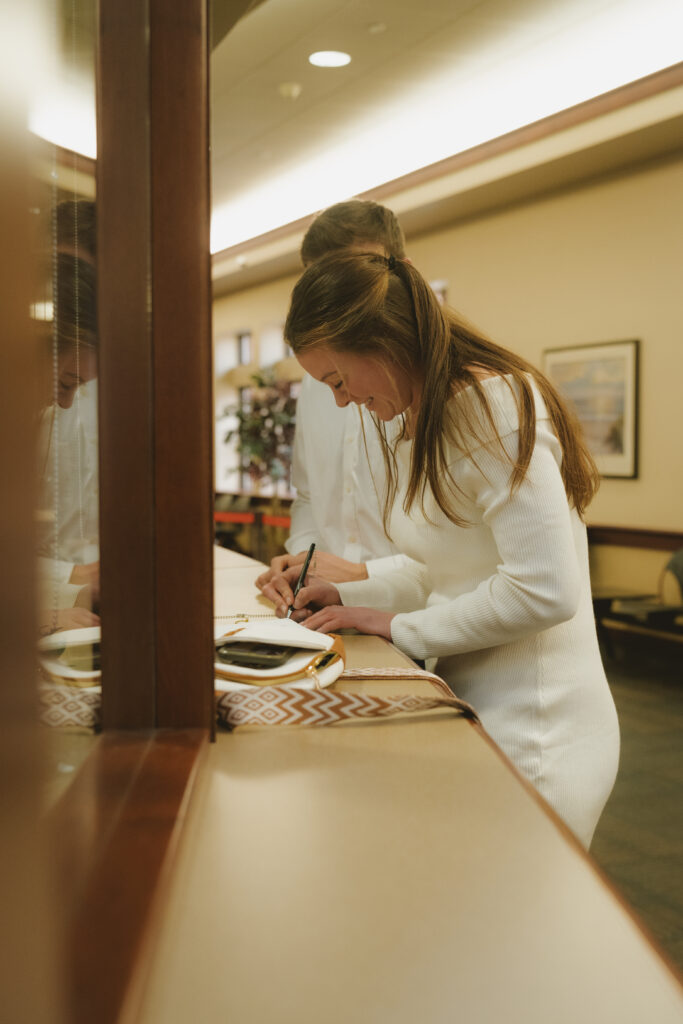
left=268, top=251, right=619, bottom=848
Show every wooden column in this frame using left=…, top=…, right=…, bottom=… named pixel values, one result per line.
left=97, top=0, right=214, bottom=728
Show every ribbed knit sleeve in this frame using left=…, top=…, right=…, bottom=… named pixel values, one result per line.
left=338, top=555, right=429, bottom=612
left=390, top=418, right=581, bottom=661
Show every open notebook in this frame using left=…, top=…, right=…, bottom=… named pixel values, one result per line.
left=214, top=562, right=278, bottom=623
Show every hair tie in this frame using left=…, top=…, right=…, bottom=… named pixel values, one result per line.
left=387, top=255, right=397, bottom=271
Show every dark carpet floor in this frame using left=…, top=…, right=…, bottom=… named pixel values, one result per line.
left=590, top=634, right=683, bottom=976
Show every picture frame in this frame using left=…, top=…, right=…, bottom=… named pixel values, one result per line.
left=543, top=339, right=639, bottom=479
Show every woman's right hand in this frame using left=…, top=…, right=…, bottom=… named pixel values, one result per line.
left=69, top=561, right=100, bottom=601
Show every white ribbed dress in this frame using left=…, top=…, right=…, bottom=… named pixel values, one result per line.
left=338, top=375, right=620, bottom=847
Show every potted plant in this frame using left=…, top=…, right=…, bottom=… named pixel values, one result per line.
left=223, top=368, right=297, bottom=492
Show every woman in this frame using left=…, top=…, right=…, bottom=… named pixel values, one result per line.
left=266, top=251, right=620, bottom=849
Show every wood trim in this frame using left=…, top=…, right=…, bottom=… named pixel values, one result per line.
left=49, top=729, right=209, bottom=1024
left=97, top=0, right=156, bottom=727
left=364, top=62, right=683, bottom=203
left=54, top=144, right=96, bottom=178
left=587, top=525, right=683, bottom=551
left=602, top=618, right=683, bottom=644
left=211, top=0, right=262, bottom=48
left=50, top=5, right=215, bottom=1020
left=212, top=61, right=683, bottom=263
left=30, top=135, right=97, bottom=178
left=97, top=0, right=214, bottom=729
left=149, top=0, right=215, bottom=729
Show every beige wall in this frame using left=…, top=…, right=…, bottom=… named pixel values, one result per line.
left=213, top=153, right=683, bottom=534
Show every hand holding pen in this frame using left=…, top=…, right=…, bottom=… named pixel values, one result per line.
left=285, top=543, right=316, bottom=619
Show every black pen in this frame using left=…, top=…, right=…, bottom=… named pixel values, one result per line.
left=286, top=542, right=316, bottom=619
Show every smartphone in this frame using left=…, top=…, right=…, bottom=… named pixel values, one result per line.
left=216, top=641, right=293, bottom=669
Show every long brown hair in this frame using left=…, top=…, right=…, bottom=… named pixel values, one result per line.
left=285, top=251, right=599, bottom=527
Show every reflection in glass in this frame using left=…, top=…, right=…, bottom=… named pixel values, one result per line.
left=36, top=197, right=99, bottom=636
left=31, top=0, right=100, bottom=802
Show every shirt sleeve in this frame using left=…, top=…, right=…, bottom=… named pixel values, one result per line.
left=37, top=559, right=83, bottom=610
left=37, top=556, right=74, bottom=586
left=337, top=556, right=430, bottom=613
left=285, top=498, right=319, bottom=554
left=285, top=394, right=320, bottom=554
left=366, top=553, right=412, bottom=576
left=390, top=424, right=582, bottom=661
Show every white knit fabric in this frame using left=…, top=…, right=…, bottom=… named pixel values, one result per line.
left=338, top=375, right=620, bottom=847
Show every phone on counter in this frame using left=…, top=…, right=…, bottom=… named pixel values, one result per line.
left=216, top=641, right=292, bottom=669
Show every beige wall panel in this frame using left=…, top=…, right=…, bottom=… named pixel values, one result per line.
left=407, top=155, right=683, bottom=533
left=213, top=155, right=683, bottom=532
left=213, top=273, right=299, bottom=356
left=589, top=545, right=673, bottom=592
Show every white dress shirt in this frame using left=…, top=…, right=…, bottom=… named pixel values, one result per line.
left=36, top=380, right=99, bottom=609
left=286, top=375, right=406, bottom=572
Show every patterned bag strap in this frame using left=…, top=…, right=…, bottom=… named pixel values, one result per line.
left=215, top=666, right=479, bottom=730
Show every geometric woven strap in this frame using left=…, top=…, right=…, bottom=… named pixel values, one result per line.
left=215, top=670, right=478, bottom=730
left=341, top=665, right=478, bottom=719
left=38, top=683, right=101, bottom=731
left=37, top=667, right=478, bottom=734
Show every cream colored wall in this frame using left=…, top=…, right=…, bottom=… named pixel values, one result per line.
left=213, top=274, right=299, bottom=372
left=213, top=153, right=683, bottom=534
left=589, top=546, right=670, bottom=593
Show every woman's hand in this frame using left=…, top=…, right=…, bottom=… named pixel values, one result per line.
left=256, top=549, right=368, bottom=590
left=304, top=605, right=394, bottom=639
left=259, top=566, right=341, bottom=619
left=39, top=607, right=100, bottom=635
left=258, top=564, right=394, bottom=638
left=69, top=561, right=100, bottom=601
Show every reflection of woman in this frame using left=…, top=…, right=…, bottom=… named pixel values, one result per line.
left=36, top=245, right=99, bottom=634
left=267, top=252, right=620, bottom=848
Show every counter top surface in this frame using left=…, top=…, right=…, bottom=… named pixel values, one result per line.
left=135, top=550, right=683, bottom=1023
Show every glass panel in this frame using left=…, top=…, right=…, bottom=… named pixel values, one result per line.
left=31, top=0, right=99, bottom=805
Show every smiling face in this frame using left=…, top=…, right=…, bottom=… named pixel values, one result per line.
left=39, top=337, right=98, bottom=410
left=297, top=344, right=419, bottom=422
left=55, top=343, right=97, bottom=409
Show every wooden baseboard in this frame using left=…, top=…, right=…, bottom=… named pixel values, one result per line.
left=603, top=617, right=683, bottom=645
left=588, top=526, right=683, bottom=551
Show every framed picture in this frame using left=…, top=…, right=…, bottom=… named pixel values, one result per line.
left=543, top=340, right=639, bottom=478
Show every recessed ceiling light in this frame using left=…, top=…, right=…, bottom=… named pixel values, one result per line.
left=308, top=50, right=351, bottom=68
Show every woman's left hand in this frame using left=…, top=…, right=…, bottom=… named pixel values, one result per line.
left=304, top=605, right=394, bottom=640
left=261, top=572, right=339, bottom=619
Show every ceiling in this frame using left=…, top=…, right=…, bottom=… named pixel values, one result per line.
left=209, top=0, right=683, bottom=293
left=34, top=0, right=683, bottom=290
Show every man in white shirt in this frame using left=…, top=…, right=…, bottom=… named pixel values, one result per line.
left=286, top=373, right=404, bottom=570
left=37, top=203, right=100, bottom=633
left=37, top=377, right=99, bottom=618
left=258, top=200, right=410, bottom=591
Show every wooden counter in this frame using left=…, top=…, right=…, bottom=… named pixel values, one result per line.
left=134, top=549, right=683, bottom=1023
